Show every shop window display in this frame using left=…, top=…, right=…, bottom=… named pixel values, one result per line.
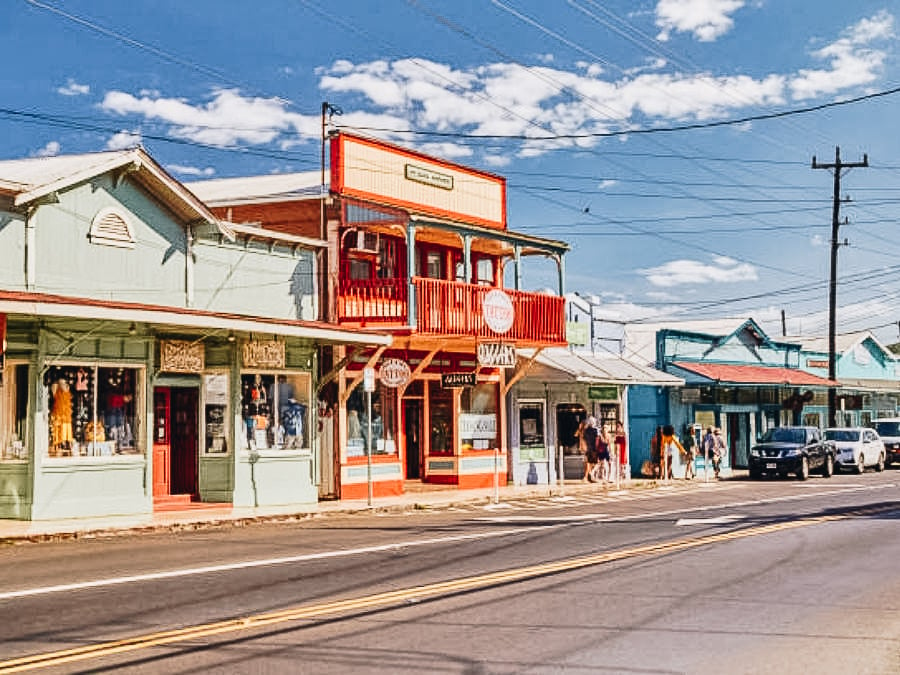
left=0, top=363, right=29, bottom=461
left=241, top=372, right=310, bottom=451
left=44, top=365, right=142, bottom=457
left=459, top=383, right=498, bottom=451
left=429, top=383, right=453, bottom=454
left=346, top=384, right=395, bottom=457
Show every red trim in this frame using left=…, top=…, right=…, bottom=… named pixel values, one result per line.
left=345, top=453, right=401, bottom=465
left=458, top=473, right=497, bottom=490
left=425, top=474, right=458, bottom=485
left=339, top=186, right=505, bottom=230
left=672, top=361, right=838, bottom=386
left=340, top=479, right=403, bottom=500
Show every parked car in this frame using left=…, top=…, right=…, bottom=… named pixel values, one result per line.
left=872, top=418, right=900, bottom=467
left=749, top=426, right=835, bottom=480
left=825, top=427, right=885, bottom=473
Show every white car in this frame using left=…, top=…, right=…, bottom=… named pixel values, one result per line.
left=824, top=427, right=886, bottom=473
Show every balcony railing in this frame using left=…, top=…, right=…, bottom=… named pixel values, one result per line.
left=338, top=277, right=565, bottom=345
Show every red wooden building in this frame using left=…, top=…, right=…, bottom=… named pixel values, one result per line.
left=190, top=132, right=569, bottom=499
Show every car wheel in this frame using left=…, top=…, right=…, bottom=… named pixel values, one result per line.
left=876, top=453, right=885, bottom=472
left=797, top=456, right=809, bottom=481
left=856, top=454, right=865, bottom=474
left=749, top=467, right=761, bottom=480
left=822, top=454, right=834, bottom=478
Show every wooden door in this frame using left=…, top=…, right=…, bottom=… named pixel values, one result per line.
left=152, top=388, right=171, bottom=497
left=171, top=387, right=199, bottom=495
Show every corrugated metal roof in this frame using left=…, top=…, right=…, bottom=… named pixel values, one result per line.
left=671, top=361, right=836, bottom=386
left=623, top=318, right=751, bottom=366
left=782, top=331, right=898, bottom=360
left=0, top=150, right=132, bottom=189
left=520, top=348, right=683, bottom=385
left=186, top=171, right=323, bottom=206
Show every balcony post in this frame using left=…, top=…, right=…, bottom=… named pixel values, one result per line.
left=513, top=244, right=522, bottom=291
left=556, top=253, right=566, bottom=296
left=406, top=221, right=417, bottom=328
left=463, top=234, right=472, bottom=283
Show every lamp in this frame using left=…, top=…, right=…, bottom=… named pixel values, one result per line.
left=128, top=322, right=137, bottom=336
left=227, top=331, right=236, bottom=343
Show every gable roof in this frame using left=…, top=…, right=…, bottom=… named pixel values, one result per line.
left=519, top=347, right=683, bottom=386
left=671, top=362, right=837, bottom=387
left=623, top=317, right=753, bottom=366
left=0, top=148, right=232, bottom=239
left=186, top=171, right=323, bottom=206
left=782, top=331, right=898, bottom=360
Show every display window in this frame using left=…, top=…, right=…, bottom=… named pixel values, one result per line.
left=346, top=383, right=396, bottom=457
left=0, top=361, right=29, bottom=461
left=202, top=372, right=230, bottom=455
left=428, top=382, right=454, bottom=455
left=43, top=364, right=144, bottom=458
left=240, top=371, right=310, bottom=451
left=459, top=382, right=498, bottom=452
left=518, top=401, right=546, bottom=461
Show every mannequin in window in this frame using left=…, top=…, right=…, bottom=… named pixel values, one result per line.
left=50, top=378, right=73, bottom=452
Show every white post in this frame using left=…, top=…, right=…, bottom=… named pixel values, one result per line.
left=366, top=389, right=373, bottom=507
left=493, top=447, right=500, bottom=504
left=558, top=444, right=565, bottom=495
left=704, top=433, right=710, bottom=483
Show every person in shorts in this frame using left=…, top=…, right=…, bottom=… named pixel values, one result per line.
left=582, top=417, right=599, bottom=481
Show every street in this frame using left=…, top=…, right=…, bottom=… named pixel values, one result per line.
left=1, top=473, right=899, bottom=674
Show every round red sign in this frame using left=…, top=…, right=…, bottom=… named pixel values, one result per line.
left=379, top=358, right=411, bottom=388
left=482, top=289, right=514, bottom=334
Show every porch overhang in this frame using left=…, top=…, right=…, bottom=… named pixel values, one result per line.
left=519, top=348, right=684, bottom=386
left=670, top=361, right=838, bottom=387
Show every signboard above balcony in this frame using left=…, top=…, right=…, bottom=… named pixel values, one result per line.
left=330, top=132, right=506, bottom=230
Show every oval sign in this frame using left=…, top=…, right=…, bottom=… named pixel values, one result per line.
left=379, top=358, right=411, bottom=388
left=482, top=289, right=514, bottom=334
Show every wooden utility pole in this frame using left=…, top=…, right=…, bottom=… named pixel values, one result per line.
left=812, top=147, right=867, bottom=427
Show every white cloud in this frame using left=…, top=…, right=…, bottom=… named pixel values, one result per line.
left=655, top=0, right=745, bottom=42
left=483, top=154, right=511, bottom=167
left=33, top=141, right=60, bottom=157
left=790, top=11, right=894, bottom=100
left=167, top=164, right=215, bottom=177
left=57, top=79, right=90, bottom=96
left=640, top=255, right=758, bottom=287
left=598, top=179, right=618, bottom=189
left=535, top=53, right=554, bottom=64
left=100, top=88, right=317, bottom=147
left=106, top=129, right=142, bottom=150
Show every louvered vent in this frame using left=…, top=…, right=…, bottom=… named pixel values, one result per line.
left=89, top=209, right=135, bottom=248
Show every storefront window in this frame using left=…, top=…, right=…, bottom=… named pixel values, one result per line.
left=459, top=383, right=498, bottom=451
left=203, top=373, right=229, bottom=454
left=1, top=362, right=29, bottom=461
left=346, top=384, right=396, bottom=457
left=429, top=383, right=453, bottom=454
left=44, top=365, right=143, bottom=458
left=519, top=401, right=546, bottom=461
left=241, top=372, right=310, bottom=451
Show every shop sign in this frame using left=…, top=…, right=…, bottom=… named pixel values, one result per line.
left=587, top=385, right=618, bottom=401
left=459, top=413, right=496, bottom=440
left=565, top=321, right=588, bottom=346
left=807, top=358, right=829, bottom=369
left=380, top=358, right=411, bottom=388
left=242, top=340, right=285, bottom=369
left=160, top=339, right=205, bottom=373
left=405, top=163, right=454, bottom=191
left=363, top=367, right=376, bottom=392
left=204, top=373, right=229, bottom=405
left=441, top=372, right=476, bottom=388
left=482, top=289, right=514, bottom=334
left=477, top=342, right=516, bottom=368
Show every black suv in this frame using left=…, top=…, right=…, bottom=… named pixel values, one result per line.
left=749, top=426, right=835, bottom=480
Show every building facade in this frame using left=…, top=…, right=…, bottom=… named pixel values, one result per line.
left=0, top=148, right=388, bottom=520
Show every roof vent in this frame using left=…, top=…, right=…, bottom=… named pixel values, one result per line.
left=89, top=208, right=135, bottom=248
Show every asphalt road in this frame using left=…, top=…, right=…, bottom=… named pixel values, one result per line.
left=1, top=471, right=898, bottom=674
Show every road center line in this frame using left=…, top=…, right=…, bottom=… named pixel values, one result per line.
left=1, top=483, right=893, bottom=602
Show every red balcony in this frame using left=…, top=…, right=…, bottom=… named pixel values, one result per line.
left=337, top=277, right=566, bottom=345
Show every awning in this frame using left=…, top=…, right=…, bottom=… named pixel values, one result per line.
left=671, top=361, right=837, bottom=387
left=520, top=348, right=684, bottom=386
left=0, top=290, right=391, bottom=347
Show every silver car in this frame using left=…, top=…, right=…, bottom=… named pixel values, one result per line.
left=824, top=427, right=886, bottom=473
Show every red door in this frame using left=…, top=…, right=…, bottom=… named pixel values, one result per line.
left=170, top=387, right=199, bottom=495
left=152, top=388, right=171, bottom=497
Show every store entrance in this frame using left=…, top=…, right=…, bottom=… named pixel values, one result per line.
left=404, top=399, right=422, bottom=479
left=153, top=386, right=199, bottom=500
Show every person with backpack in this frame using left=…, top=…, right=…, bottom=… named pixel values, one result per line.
left=582, top=417, right=599, bottom=482
left=711, top=428, right=726, bottom=479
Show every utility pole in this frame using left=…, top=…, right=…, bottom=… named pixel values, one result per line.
left=812, top=146, right=867, bottom=427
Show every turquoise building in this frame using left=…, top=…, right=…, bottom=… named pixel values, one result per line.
left=0, top=148, right=388, bottom=520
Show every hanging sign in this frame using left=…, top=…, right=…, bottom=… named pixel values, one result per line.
left=477, top=342, right=516, bottom=368
left=588, top=385, right=618, bottom=401
left=242, top=340, right=285, bottom=369
left=160, top=339, right=205, bottom=373
left=363, top=367, right=376, bottom=392
left=380, top=358, right=411, bottom=388
left=482, top=289, right=514, bottom=334
left=441, top=372, right=476, bottom=388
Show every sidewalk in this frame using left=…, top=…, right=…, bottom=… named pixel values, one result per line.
left=0, top=476, right=727, bottom=544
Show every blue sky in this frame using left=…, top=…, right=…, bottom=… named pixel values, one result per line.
left=6, top=1, right=900, bottom=345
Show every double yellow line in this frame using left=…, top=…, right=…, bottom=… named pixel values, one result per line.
left=0, top=507, right=882, bottom=673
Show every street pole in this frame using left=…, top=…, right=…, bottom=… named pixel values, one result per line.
left=558, top=443, right=565, bottom=495
left=493, top=447, right=499, bottom=504
left=366, top=389, right=373, bottom=508
left=812, top=146, right=867, bottom=427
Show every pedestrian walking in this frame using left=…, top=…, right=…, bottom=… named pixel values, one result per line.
left=702, top=426, right=715, bottom=480
left=681, top=425, right=696, bottom=480
left=593, top=423, right=612, bottom=483
left=582, top=417, right=599, bottom=482
left=660, top=424, right=685, bottom=480
left=614, top=421, right=627, bottom=480
left=712, top=427, right=726, bottom=479
left=648, top=426, right=663, bottom=478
